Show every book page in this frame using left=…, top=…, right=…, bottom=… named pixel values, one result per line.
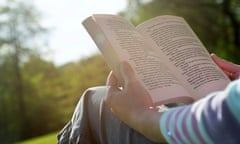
left=137, top=15, right=230, bottom=100
left=83, top=14, right=192, bottom=105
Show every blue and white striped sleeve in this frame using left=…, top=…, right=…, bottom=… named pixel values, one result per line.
left=160, top=79, right=240, bottom=144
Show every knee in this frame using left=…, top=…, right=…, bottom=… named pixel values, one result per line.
left=82, top=86, right=109, bottom=100
left=71, top=86, right=108, bottom=120
left=75, top=86, right=109, bottom=110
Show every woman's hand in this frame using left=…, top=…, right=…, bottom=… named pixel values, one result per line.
left=105, top=61, right=153, bottom=124
left=211, top=54, right=240, bottom=80
left=105, top=62, right=165, bottom=142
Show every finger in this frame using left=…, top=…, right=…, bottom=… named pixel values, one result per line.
left=211, top=54, right=240, bottom=72
left=106, top=71, right=118, bottom=87
left=120, top=61, right=136, bottom=83
left=105, top=84, right=121, bottom=108
left=106, top=71, right=121, bottom=101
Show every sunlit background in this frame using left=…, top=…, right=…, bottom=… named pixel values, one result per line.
left=0, top=0, right=239, bottom=143
left=34, top=0, right=127, bottom=66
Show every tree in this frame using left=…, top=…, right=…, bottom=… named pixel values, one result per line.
left=221, top=0, right=240, bottom=48
left=22, top=55, right=63, bottom=137
left=0, top=0, right=48, bottom=141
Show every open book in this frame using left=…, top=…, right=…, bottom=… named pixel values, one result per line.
left=82, top=14, right=230, bottom=106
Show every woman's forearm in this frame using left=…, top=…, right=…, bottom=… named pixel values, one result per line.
left=128, top=110, right=167, bottom=143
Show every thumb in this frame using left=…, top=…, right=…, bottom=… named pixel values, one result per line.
left=120, top=61, right=136, bottom=83
left=211, top=54, right=240, bottom=72
left=211, top=54, right=240, bottom=80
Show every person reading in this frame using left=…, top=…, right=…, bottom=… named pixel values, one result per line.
left=82, top=14, right=231, bottom=106
left=57, top=54, right=240, bottom=144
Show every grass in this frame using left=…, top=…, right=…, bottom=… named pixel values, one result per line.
left=17, top=132, right=58, bottom=144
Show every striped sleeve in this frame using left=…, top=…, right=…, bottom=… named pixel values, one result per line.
left=160, top=79, right=240, bottom=144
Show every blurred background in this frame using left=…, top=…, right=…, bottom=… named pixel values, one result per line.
left=0, top=0, right=239, bottom=143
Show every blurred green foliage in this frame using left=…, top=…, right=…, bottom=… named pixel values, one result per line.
left=0, top=52, right=109, bottom=143
left=17, top=132, right=58, bottom=144
left=0, top=0, right=109, bottom=143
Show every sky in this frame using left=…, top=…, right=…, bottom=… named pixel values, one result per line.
left=34, top=0, right=127, bottom=66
